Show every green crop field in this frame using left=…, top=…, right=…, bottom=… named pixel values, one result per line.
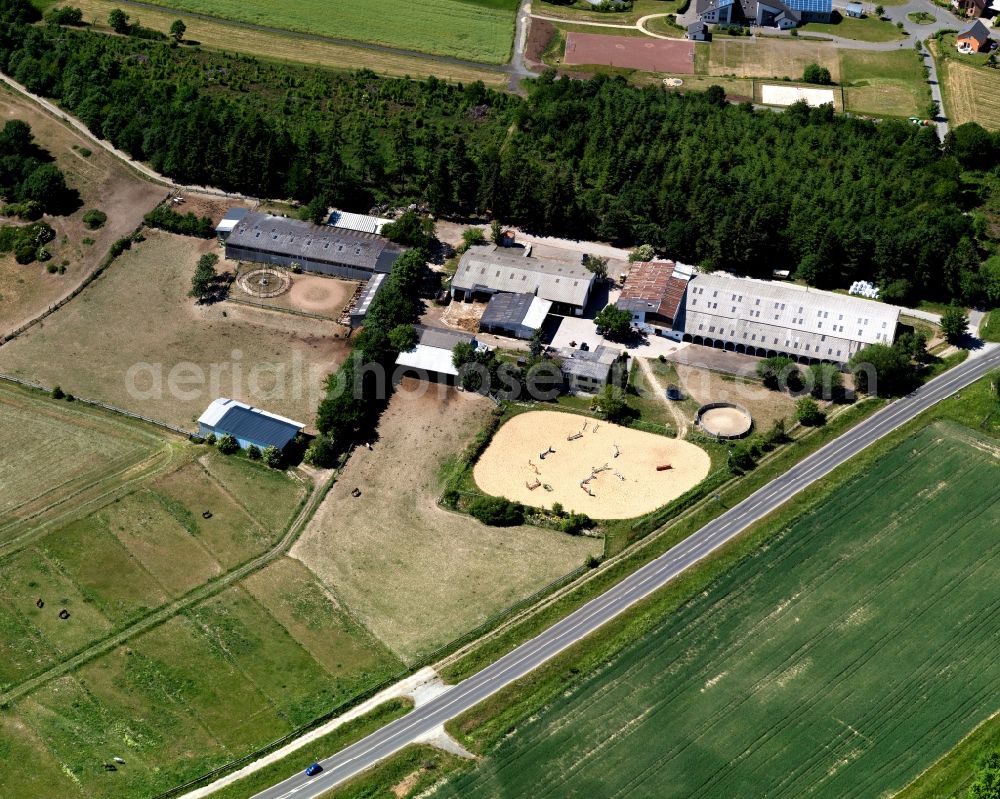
left=436, top=423, right=1000, bottom=798
left=132, top=0, right=518, bottom=63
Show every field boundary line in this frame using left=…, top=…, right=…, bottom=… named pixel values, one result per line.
left=0, top=373, right=192, bottom=437
left=225, top=295, right=340, bottom=322
left=0, top=444, right=323, bottom=708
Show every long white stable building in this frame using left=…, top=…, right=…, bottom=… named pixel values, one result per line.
left=675, top=273, right=899, bottom=363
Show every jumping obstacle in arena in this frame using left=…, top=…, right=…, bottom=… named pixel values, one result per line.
left=567, top=431, right=583, bottom=441
left=528, top=459, right=540, bottom=475
left=613, top=443, right=620, bottom=459
left=539, top=446, right=555, bottom=460
left=656, top=463, right=673, bottom=471
left=526, top=478, right=541, bottom=490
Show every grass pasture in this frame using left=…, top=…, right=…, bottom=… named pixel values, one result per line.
left=0, top=563, right=405, bottom=799
left=840, top=48, right=929, bottom=117
left=60, top=0, right=506, bottom=86
left=436, top=423, right=1000, bottom=798
left=0, top=229, right=347, bottom=431
left=121, top=0, right=517, bottom=63
left=799, top=13, right=906, bottom=42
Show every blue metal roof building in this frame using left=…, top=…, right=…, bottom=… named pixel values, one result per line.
left=197, top=398, right=305, bottom=451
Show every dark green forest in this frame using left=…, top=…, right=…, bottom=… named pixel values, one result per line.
left=2, top=0, right=998, bottom=305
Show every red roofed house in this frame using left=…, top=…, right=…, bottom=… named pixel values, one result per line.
left=952, top=0, right=987, bottom=18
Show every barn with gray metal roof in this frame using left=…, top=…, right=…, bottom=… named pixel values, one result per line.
left=451, top=245, right=594, bottom=315
left=224, top=212, right=404, bottom=281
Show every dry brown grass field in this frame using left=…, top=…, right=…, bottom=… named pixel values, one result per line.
left=66, top=0, right=508, bottom=87
left=675, top=363, right=800, bottom=432
left=291, top=380, right=599, bottom=662
left=0, top=230, right=347, bottom=431
left=0, top=87, right=165, bottom=338
left=708, top=38, right=841, bottom=81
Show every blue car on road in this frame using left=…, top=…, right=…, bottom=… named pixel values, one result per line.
left=305, top=763, right=323, bottom=777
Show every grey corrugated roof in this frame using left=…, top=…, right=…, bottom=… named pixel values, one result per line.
left=416, top=325, right=475, bottom=350
left=226, top=212, right=403, bottom=272
left=481, top=292, right=535, bottom=327
left=453, top=245, right=594, bottom=308
left=680, top=273, right=899, bottom=361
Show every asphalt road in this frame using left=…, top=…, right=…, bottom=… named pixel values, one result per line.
left=254, top=345, right=1000, bottom=799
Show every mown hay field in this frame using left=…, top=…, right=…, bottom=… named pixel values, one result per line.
left=127, top=0, right=518, bottom=63
left=436, top=423, right=1000, bottom=798
left=939, top=57, right=1000, bottom=130
left=840, top=49, right=929, bottom=119
left=0, top=382, right=162, bottom=537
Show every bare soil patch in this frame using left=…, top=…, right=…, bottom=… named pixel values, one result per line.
left=290, top=381, right=597, bottom=662
left=475, top=410, right=710, bottom=519
left=526, top=18, right=557, bottom=68
left=0, top=87, right=165, bottom=338
left=0, top=230, right=347, bottom=431
left=564, top=32, right=695, bottom=74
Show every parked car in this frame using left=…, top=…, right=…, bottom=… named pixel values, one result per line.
left=305, top=763, right=323, bottom=777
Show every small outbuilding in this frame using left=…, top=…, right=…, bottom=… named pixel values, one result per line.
left=957, top=19, right=991, bottom=51
left=686, top=21, right=710, bottom=40
left=215, top=207, right=249, bottom=241
left=479, top=292, right=552, bottom=340
left=395, top=326, right=481, bottom=382
left=197, top=398, right=304, bottom=451
left=558, top=345, right=623, bottom=395
left=845, top=2, right=864, bottom=17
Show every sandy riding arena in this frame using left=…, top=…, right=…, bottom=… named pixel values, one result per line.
left=474, top=411, right=711, bottom=519
left=698, top=404, right=753, bottom=439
